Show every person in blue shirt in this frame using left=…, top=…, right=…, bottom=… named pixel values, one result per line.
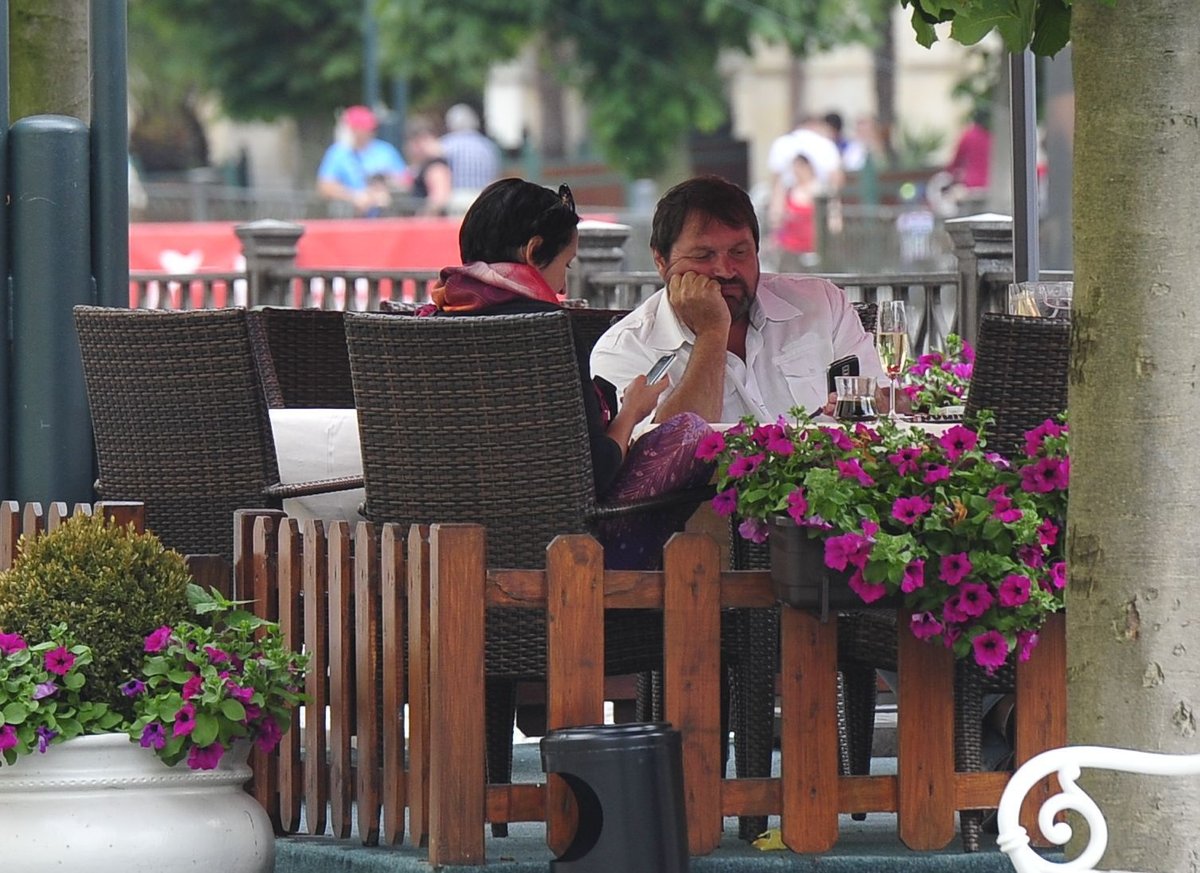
left=316, top=105, right=407, bottom=217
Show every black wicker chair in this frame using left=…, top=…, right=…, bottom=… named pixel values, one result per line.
left=73, top=306, right=361, bottom=567
left=247, top=307, right=355, bottom=409
left=344, top=309, right=710, bottom=835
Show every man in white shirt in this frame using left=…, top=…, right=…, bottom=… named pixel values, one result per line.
left=591, top=175, right=887, bottom=425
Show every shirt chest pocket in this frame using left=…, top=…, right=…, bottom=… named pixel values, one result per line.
left=772, top=335, right=833, bottom=379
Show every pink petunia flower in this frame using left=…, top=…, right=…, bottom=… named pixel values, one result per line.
left=847, top=569, right=889, bottom=605
left=765, top=432, right=795, bottom=456
left=939, top=552, right=972, bottom=586
left=892, top=495, right=933, bottom=525
left=204, top=645, right=231, bottom=664
left=938, top=425, right=978, bottom=461
left=888, top=446, right=922, bottom=476
left=1020, top=456, right=1070, bottom=493
left=971, top=630, right=1010, bottom=673
left=711, top=488, right=738, bottom=517
left=922, top=464, right=951, bottom=485
left=993, top=504, right=1023, bottom=523
left=1037, top=518, right=1059, bottom=547
left=144, top=626, right=173, bottom=653
left=254, top=717, right=283, bottom=754
left=44, top=646, right=76, bottom=676
left=225, top=681, right=254, bottom=704
left=0, top=725, right=17, bottom=752
left=728, top=454, right=765, bottom=479
left=860, top=518, right=879, bottom=538
left=910, top=611, right=942, bottom=641
left=1048, top=561, right=1067, bottom=590
left=823, top=428, right=854, bottom=452
left=738, top=518, right=768, bottom=544
left=35, top=725, right=57, bottom=753
left=785, top=488, right=808, bottom=524
left=957, top=582, right=994, bottom=618
left=695, top=430, right=727, bottom=462
left=0, top=631, right=27, bottom=655
left=187, top=742, right=225, bottom=771
left=942, top=594, right=970, bottom=624
left=181, top=675, right=204, bottom=700
left=140, top=722, right=166, bottom=750
left=824, top=532, right=871, bottom=571
left=1016, top=630, right=1040, bottom=663
left=1018, top=544, right=1045, bottom=569
left=835, top=459, right=875, bottom=487
left=173, top=702, right=197, bottom=737
left=750, top=423, right=779, bottom=446
left=33, top=681, right=58, bottom=700
left=998, top=574, right=1031, bottom=607
left=901, top=559, right=926, bottom=594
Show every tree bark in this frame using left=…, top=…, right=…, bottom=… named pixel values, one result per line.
left=1068, top=0, right=1200, bottom=868
left=9, top=0, right=91, bottom=121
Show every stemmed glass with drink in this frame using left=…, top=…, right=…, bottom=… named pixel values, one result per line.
left=876, top=300, right=910, bottom=419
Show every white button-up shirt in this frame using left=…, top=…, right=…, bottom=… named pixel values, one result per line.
left=590, top=273, right=885, bottom=424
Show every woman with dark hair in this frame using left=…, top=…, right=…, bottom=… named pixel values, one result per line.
left=421, top=177, right=714, bottom=569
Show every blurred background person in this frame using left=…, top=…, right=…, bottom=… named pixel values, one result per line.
left=316, top=105, right=407, bottom=217
left=440, top=103, right=501, bottom=210
left=770, top=152, right=820, bottom=271
left=946, top=107, right=991, bottom=194
left=404, top=118, right=453, bottom=216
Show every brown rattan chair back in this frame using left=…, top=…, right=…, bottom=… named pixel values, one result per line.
left=247, top=307, right=354, bottom=408
left=73, top=306, right=281, bottom=564
left=964, top=313, right=1070, bottom=458
left=852, top=301, right=878, bottom=336
left=565, top=307, right=630, bottom=353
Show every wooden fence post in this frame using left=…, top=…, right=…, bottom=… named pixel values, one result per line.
left=406, top=524, right=431, bottom=849
left=379, top=523, right=408, bottom=845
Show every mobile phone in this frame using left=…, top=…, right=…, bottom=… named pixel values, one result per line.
left=646, top=352, right=677, bottom=386
left=826, top=354, right=860, bottom=394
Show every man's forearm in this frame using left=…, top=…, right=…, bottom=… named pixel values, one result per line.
left=653, top=333, right=727, bottom=422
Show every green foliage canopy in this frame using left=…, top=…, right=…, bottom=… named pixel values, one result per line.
left=898, top=0, right=1117, bottom=57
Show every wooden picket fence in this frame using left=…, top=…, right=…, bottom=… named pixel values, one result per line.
left=1, top=502, right=1067, bottom=865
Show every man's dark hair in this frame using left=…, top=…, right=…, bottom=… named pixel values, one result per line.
left=649, top=175, right=760, bottom=259
left=459, top=178, right=579, bottom=268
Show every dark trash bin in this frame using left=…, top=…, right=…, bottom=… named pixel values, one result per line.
left=540, top=722, right=689, bottom=873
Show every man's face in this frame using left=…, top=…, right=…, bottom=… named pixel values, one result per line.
left=654, top=212, right=760, bottom=323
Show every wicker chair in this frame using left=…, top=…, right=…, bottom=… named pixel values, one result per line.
left=247, top=307, right=355, bottom=408
left=343, top=309, right=710, bottom=835
left=73, top=306, right=361, bottom=567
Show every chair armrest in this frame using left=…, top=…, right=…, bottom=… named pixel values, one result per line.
left=264, top=475, right=364, bottom=499
left=586, top=483, right=717, bottom=524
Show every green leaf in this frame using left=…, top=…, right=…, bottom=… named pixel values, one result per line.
left=2, top=702, right=29, bottom=725
left=1030, top=0, right=1071, bottom=57
left=220, top=698, right=247, bottom=722
left=192, top=712, right=220, bottom=747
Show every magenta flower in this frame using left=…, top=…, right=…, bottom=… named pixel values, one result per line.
left=824, top=532, right=870, bottom=571
left=860, top=518, right=879, bottom=538
left=942, top=594, right=971, bottom=624
left=204, top=645, right=231, bottom=664
left=738, top=518, right=768, bottom=544
left=939, top=552, right=972, bottom=586
left=32, top=681, right=58, bottom=700
left=847, top=569, right=888, bottom=605
left=1037, top=518, right=1059, bottom=547
left=922, top=464, right=950, bottom=485
left=891, top=494, right=933, bottom=525
left=225, top=681, right=254, bottom=704
left=785, top=488, right=808, bottom=524
left=938, top=425, right=978, bottom=461
left=888, top=446, right=922, bottom=476
left=942, top=624, right=963, bottom=647
left=1021, top=456, right=1070, bottom=493
left=971, top=630, right=1010, bottom=673
left=852, top=422, right=880, bottom=443
left=998, top=574, right=1031, bottom=607
left=242, top=703, right=263, bottom=724
left=900, top=559, right=926, bottom=593
left=187, top=742, right=225, bottom=771
left=44, top=646, right=76, bottom=676
left=255, top=717, right=283, bottom=753
left=173, top=702, right=197, bottom=737
left=1048, top=561, right=1067, bottom=590
left=961, top=341, right=976, bottom=364
left=181, top=674, right=204, bottom=700
left=957, top=582, right=994, bottom=618
left=750, top=423, right=778, bottom=446
left=711, top=487, right=737, bottom=517
left=1023, top=419, right=1067, bottom=456
left=1018, top=544, right=1045, bottom=569
left=727, top=453, right=764, bottom=479
left=823, top=428, right=854, bottom=452
left=119, top=678, right=146, bottom=697
left=1016, top=630, right=1040, bottom=663
left=140, top=722, right=167, bottom=750
left=35, top=726, right=57, bottom=753
left=0, top=631, right=27, bottom=655
left=144, top=626, right=173, bottom=653
left=910, top=612, right=942, bottom=641
left=993, top=504, right=1023, bottom=523
left=694, top=430, right=726, bottom=462
left=835, top=459, right=875, bottom=487
left=0, top=724, right=17, bottom=752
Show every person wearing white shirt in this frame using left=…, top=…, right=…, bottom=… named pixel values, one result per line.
left=590, top=175, right=889, bottom=427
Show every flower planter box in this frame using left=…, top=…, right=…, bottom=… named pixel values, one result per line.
left=768, top=516, right=901, bottom=618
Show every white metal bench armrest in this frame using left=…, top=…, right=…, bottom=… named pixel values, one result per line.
left=998, top=745, right=1200, bottom=873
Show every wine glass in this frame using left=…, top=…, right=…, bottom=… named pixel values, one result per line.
left=876, top=300, right=910, bottom=419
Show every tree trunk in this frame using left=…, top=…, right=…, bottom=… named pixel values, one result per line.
left=1068, top=1, right=1200, bottom=868
left=9, top=0, right=91, bottom=121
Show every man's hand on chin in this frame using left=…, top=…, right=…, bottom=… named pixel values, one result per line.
left=666, top=271, right=730, bottom=338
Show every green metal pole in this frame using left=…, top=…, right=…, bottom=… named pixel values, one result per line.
left=0, top=0, right=11, bottom=498
left=90, top=0, right=129, bottom=309
left=10, top=116, right=95, bottom=505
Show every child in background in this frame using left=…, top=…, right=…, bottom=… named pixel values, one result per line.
left=773, top=152, right=819, bottom=270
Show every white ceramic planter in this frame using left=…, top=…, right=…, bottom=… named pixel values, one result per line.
left=0, top=733, right=274, bottom=873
